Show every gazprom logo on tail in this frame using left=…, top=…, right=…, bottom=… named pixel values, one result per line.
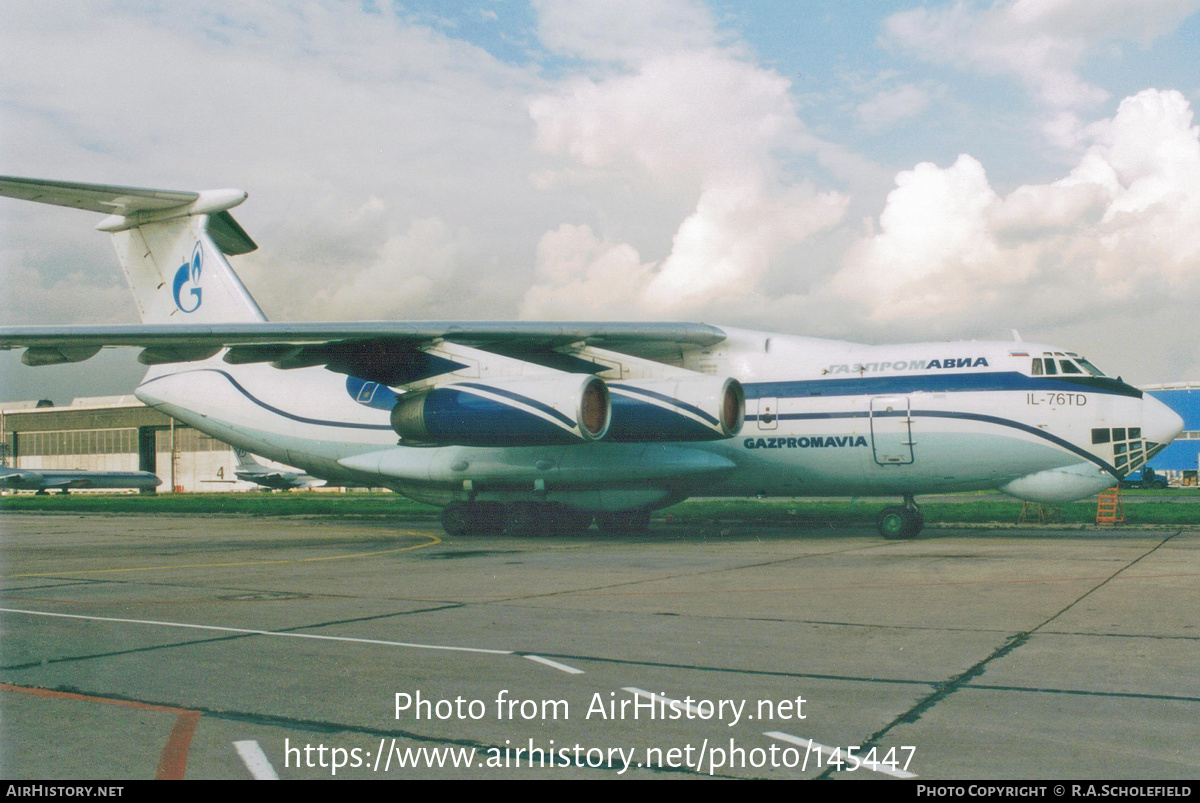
left=172, top=243, right=203, bottom=313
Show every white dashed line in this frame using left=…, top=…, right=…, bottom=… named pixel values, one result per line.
left=234, top=740, right=279, bottom=780
left=523, top=654, right=585, bottom=674
left=766, top=730, right=918, bottom=778
left=0, top=607, right=513, bottom=655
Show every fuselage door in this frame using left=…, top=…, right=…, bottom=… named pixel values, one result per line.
left=870, top=395, right=914, bottom=465
left=756, top=397, right=779, bottom=430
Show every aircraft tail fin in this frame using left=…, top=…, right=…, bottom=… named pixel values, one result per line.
left=234, top=449, right=261, bottom=469
left=0, top=176, right=266, bottom=324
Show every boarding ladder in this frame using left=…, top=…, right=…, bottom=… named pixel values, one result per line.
left=1095, top=488, right=1124, bottom=526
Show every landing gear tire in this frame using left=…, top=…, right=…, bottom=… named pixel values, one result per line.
left=442, top=502, right=599, bottom=537
left=545, top=507, right=593, bottom=536
left=440, top=502, right=504, bottom=536
left=441, top=503, right=472, bottom=536
left=503, top=503, right=541, bottom=536
left=878, top=505, right=922, bottom=539
left=505, top=503, right=592, bottom=536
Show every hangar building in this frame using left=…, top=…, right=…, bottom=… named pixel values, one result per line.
left=0, top=395, right=305, bottom=493
left=1143, top=383, right=1200, bottom=485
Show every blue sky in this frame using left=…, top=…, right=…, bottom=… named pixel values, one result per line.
left=3, top=0, right=1200, bottom=402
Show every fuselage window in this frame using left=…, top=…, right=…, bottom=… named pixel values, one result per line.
left=1092, top=428, right=1111, bottom=444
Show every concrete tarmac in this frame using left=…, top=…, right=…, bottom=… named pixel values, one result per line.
left=1, top=512, right=1197, bottom=780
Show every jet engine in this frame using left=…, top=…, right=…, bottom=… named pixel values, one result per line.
left=390, top=374, right=610, bottom=447
left=606, top=376, right=744, bottom=442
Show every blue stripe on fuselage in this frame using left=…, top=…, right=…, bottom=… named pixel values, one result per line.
left=139, top=369, right=395, bottom=430
left=743, top=371, right=1139, bottom=399
left=744, top=408, right=1121, bottom=478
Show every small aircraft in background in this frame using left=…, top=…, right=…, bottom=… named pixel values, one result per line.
left=233, top=449, right=324, bottom=491
left=0, top=464, right=160, bottom=495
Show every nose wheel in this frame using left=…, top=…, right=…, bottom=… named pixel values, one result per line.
left=877, top=497, right=923, bottom=539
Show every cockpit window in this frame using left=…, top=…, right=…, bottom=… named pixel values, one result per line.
left=1034, top=352, right=1108, bottom=378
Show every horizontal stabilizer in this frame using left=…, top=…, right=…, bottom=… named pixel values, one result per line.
left=0, top=175, right=198, bottom=215
left=0, top=175, right=257, bottom=255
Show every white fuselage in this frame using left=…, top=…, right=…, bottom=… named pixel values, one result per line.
left=132, top=327, right=1184, bottom=512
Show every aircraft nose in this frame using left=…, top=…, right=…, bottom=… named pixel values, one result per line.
left=1143, top=393, right=1184, bottom=448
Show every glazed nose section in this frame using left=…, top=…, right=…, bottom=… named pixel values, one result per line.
left=1143, top=394, right=1184, bottom=449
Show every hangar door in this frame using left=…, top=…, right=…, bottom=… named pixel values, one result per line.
left=870, top=396, right=914, bottom=465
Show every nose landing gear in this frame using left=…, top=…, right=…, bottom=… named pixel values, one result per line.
left=877, top=495, right=923, bottom=539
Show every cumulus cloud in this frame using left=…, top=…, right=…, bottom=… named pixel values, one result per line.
left=641, top=176, right=846, bottom=311
left=833, top=89, right=1200, bottom=333
left=520, top=224, right=657, bottom=319
left=530, top=50, right=805, bottom=184
left=524, top=12, right=848, bottom=317
left=532, top=0, right=725, bottom=65
left=883, top=0, right=1199, bottom=108
left=318, top=217, right=466, bottom=319
left=832, top=154, right=1008, bottom=320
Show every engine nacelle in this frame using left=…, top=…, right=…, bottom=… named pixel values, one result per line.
left=606, top=376, right=744, bottom=442
left=391, top=375, right=610, bottom=447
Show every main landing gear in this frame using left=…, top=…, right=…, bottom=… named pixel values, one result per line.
left=440, top=502, right=651, bottom=537
left=877, top=495, right=923, bottom=539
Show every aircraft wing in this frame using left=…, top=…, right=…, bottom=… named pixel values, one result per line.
left=0, top=469, right=43, bottom=487
left=237, top=470, right=288, bottom=482
left=42, top=478, right=96, bottom=490
left=0, top=321, right=728, bottom=385
left=0, top=469, right=74, bottom=490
